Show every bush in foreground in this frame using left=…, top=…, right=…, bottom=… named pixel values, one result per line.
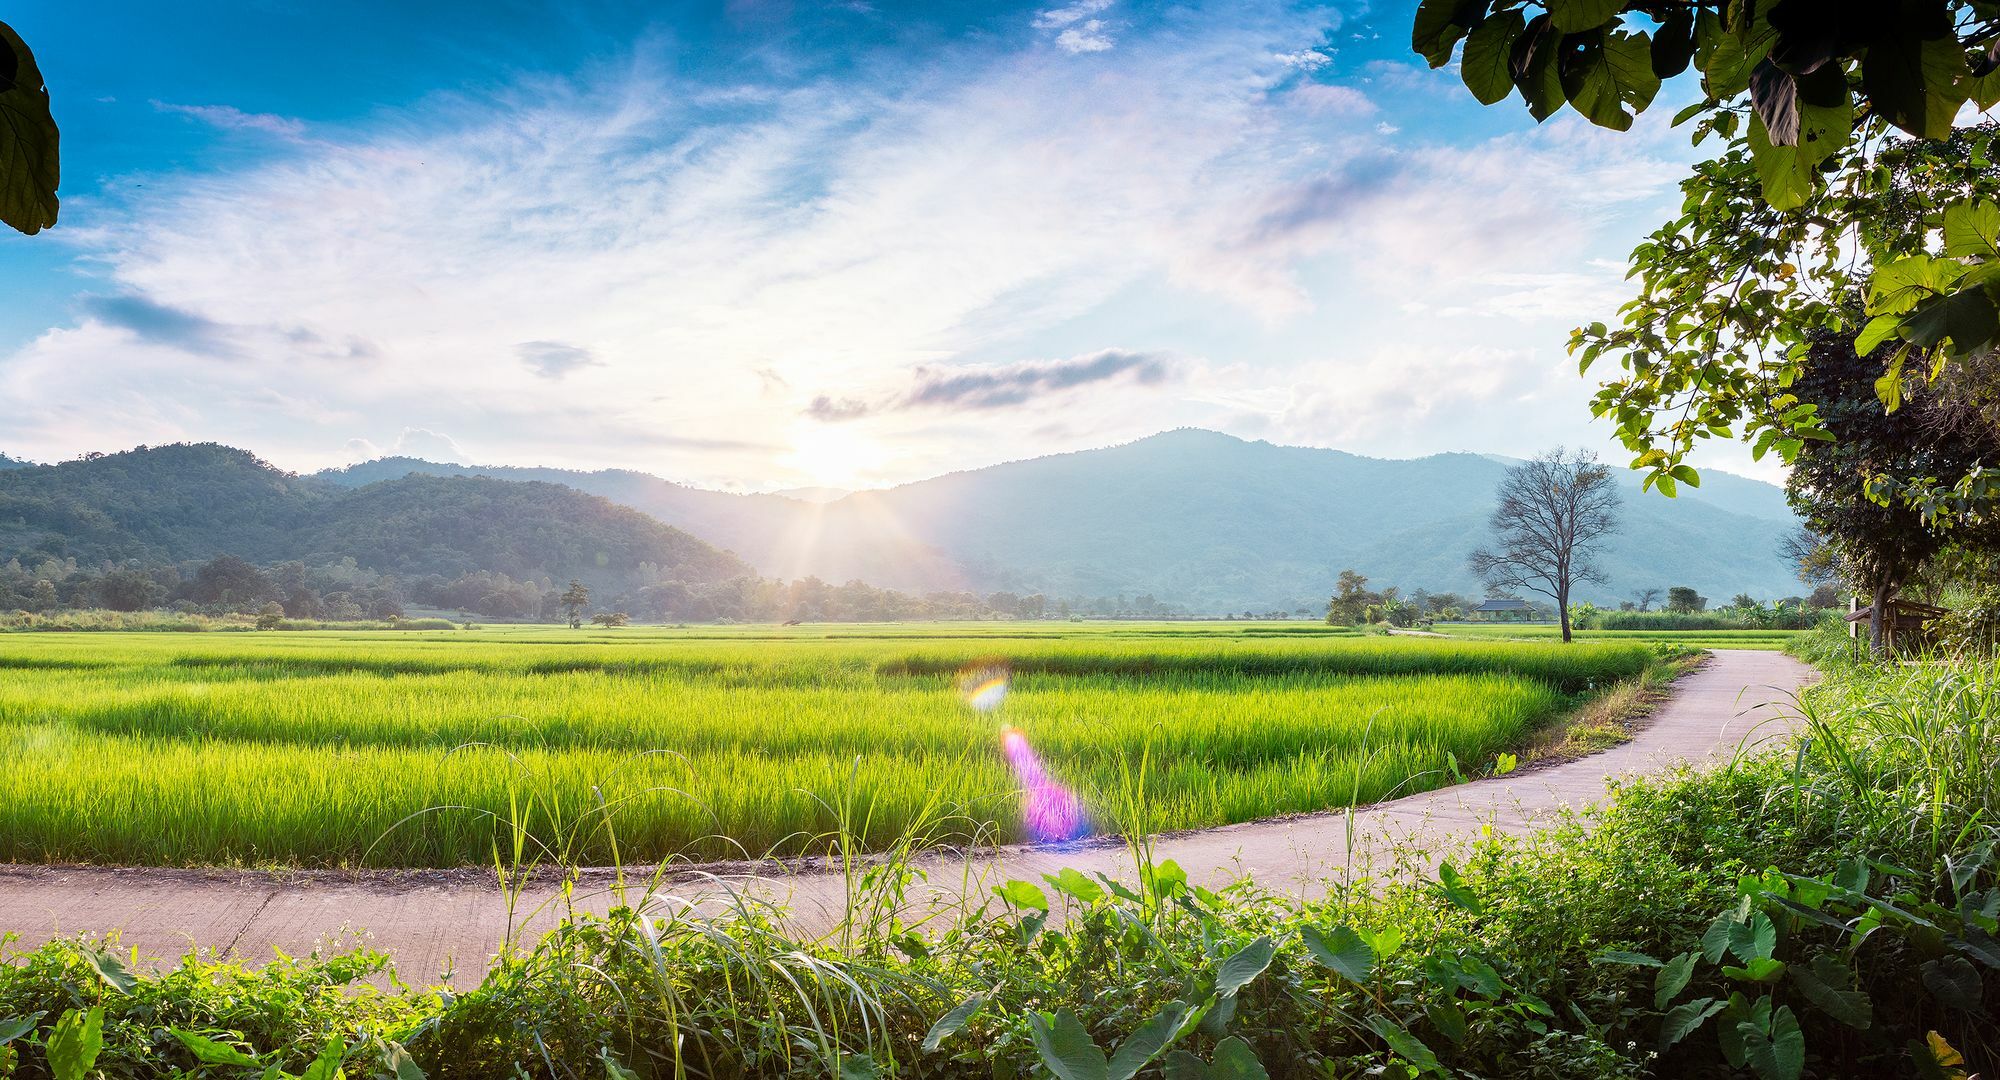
left=2, top=660, right=1995, bottom=1078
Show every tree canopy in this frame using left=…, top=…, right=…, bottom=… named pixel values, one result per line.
left=1414, top=0, right=2000, bottom=520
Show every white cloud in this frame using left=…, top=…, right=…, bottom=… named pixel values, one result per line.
left=391, top=428, right=466, bottom=462
left=1033, top=0, right=1113, bottom=29
left=2, top=1, right=1707, bottom=489
left=154, top=101, right=308, bottom=141
left=1055, top=21, right=1117, bottom=53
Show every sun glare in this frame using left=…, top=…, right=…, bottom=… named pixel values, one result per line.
left=783, top=423, right=887, bottom=490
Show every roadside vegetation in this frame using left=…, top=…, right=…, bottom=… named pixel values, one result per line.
left=1, top=638, right=1992, bottom=1078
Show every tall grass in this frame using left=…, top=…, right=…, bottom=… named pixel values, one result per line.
left=0, top=630, right=1652, bottom=868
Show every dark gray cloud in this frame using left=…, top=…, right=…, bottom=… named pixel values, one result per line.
left=810, top=349, right=1172, bottom=421
left=805, top=395, right=874, bottom=421
left=82, top=293, right=239, bottom=358
left=515, top=340, right=601, bottom=379
left=1247, top=152, right=1404, bottom=247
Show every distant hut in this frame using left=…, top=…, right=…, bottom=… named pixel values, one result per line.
left=1472, top=598, right=1533, bottom=623
left=1846, top=596, right=1947, bottom=652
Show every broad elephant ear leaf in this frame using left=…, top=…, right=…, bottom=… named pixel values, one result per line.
left=0, top=20, right=58, bottom=235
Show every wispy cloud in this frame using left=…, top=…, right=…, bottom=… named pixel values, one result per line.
left=153, top=101, right=308, bottom=141
left=810, top=348, right=1172, bottom=420
left=515, top=340, right=601, bottom=379
left=79, top=293, right=239, bottom=358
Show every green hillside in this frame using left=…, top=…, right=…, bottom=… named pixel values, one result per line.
left=0, top=444, right=749, bottom=587
left=317, top=429, right=1805, bottom=608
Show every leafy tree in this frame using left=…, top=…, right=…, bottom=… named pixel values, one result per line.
left=560, top=580, right=590, bottom=629
left=92, top=569, right=161, bottom=612
left=1667, top=586, right=1707, bottom=613
left=1730, top=592, right=1759, bottom=610
left=0, top=21, right=59, bottom=235
left=1414, top=1, right=2000, bottom=516
left=190, top=555, right=274, bottom=611
left=254, top=601, right=285, bottom=630
left=27, top=578, right=56, bottom=611
left=1468, top=448, right=1622, bottom=643
left=1632, top=587, right=1661, bottom=612
left=590, top=611, right=630, bottom=628
left=1786, top=332, right=2000, bottom=652
left=1325, top=569, right=1377, bottom=626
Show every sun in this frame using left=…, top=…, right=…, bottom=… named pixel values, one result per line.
left=781, top=422, right=888, bottom=491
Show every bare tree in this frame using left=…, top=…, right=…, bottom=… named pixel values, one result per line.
left=1633, top=587, right=1662, bottom=612
left=1468, top=448, right=1622, bottom=643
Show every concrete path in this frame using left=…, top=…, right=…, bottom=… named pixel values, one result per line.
left=0, top=650, right=1813, bottom=984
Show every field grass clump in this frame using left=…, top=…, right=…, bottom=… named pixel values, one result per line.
left=0, top=625, right=1653, bottom=868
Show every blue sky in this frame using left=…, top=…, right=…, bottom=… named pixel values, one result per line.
left=0, top=0, right=1728, bottom=490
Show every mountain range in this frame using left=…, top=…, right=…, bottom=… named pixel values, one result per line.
left=316, top=429, right=1806, bottom=608
left=0, top=444, right=748, bottom=588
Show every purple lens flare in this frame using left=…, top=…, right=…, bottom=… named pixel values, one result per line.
left=1000, top=725, right=1087, bottom=843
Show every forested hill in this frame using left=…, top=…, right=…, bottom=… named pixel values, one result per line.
left=0, top=444, right=749, bottom=587
left=317, top=429, right=1807, bottom=609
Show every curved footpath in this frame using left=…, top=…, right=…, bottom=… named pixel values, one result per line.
left=0, top=650, right=1814, bottom=983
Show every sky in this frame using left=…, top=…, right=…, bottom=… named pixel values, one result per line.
left=0, top=0, right=1747, bottom=492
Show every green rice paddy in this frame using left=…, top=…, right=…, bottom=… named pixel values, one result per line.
left=0, top=623, right=1657, bottom=868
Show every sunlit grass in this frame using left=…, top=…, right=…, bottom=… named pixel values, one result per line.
left=0, top=625, right=1656, bottom=868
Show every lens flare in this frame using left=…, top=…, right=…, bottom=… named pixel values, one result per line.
left=998, top=725, right=1087, bottom=843
left=959, top=663, right=1010, bottom=712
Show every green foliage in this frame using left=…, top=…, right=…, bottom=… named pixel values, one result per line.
left=1415, top=2, right=2000, bottom=525
left=0, top=20, right=59, bottom=236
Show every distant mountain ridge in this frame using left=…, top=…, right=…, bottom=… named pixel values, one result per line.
left=315, top=429, right=1805, bottom=608
left=0, top=444, right=748, bottom=588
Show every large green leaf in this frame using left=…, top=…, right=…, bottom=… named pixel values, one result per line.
left=1547, top=0, right=1620, bottom=33
left=1741, top=1004, right=1804, bottom=1080
left=1214, top=936, right=1276, bottom=997
left=922, top=993, right=988, bottom=1053
left=1366, top=1015, right=1440, bottom=1073
left=1512, top=17, right=1566, bottom=122
left=1922, top=955, right=1984, bottom=1012
left=1727, top=912, right=1777, bottom=962
left=1301, top=925, right=1373, bottom=984
left=171, top=1029, right=262, bottom=1067
left=1107, top=1002, right=1196, bottom=1080
left=0, top=1014, right=40, bottom=1045
left=1863, top=31, right=1970, bottom=140
left=300, top=1037, right=347, bottom=1080
left=1412, top=0, right=1483, bottom=68
left=1460, top=11, right=1524, bottom=105
left=1789, top=955, right=1872, bottom=1030
left=1030, top=1009, right=1109, bottom=1080
left=1943, top=200, right=2000, bottom=259
left=46, top=1007, right=103, bottom=1080
left=0, top=20, right=58, bottom=236
left=1659, top=997, right=1726, bottom=1049
left=1207, top=1038, right=1269, bottom=1080
left=995, top=879, right=1049, bottom=912
left=1655, top=952, right=1698, bottom=1009
left=1651, top=8, right=1695, bottom=77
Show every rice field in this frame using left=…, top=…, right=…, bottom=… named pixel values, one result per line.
left=0, top=624, right=1657, bottom=868
left=1430, top=623, right=1806, bottom=650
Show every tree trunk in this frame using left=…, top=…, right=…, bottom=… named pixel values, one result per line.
left=1558, top=592, right=1573, bottom=644
left=1868, top=581, right=1889, bottom=658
